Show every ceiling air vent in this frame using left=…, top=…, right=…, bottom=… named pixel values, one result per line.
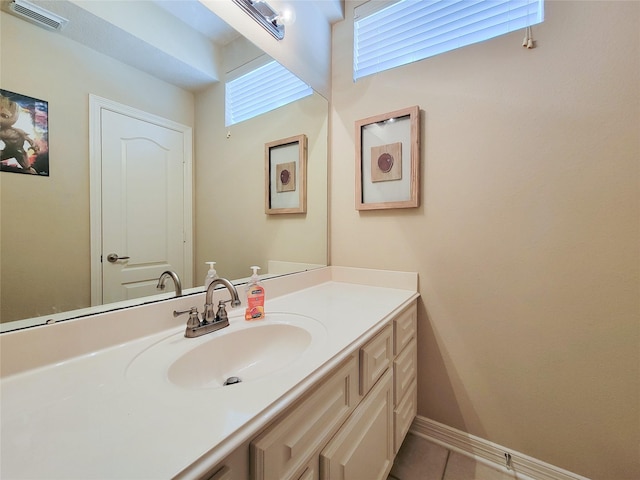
left=8, top=0, right=69, bottom=31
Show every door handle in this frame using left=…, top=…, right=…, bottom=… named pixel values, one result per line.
left=106, top=253, right=130, bottom=263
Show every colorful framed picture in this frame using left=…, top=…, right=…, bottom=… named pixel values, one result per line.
left=265, top=134, right=307, bottom=214
left=355, top=105, right=420, bottom=210
left=0, top=89, right=49, bottom=176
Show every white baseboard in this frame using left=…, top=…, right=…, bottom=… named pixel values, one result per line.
left=410, top=416, right=590, bottom=480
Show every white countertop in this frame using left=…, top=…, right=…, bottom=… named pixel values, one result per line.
left=0, top=267, right=418, bottom=479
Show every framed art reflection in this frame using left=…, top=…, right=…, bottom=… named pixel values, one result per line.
left=265, top=134, right=307, bottom=214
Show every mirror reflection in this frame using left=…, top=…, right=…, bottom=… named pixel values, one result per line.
left=0, top=0, right=328, bottom=331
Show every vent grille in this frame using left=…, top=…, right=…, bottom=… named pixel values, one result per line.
left=9, top=0, right=68, bottom=31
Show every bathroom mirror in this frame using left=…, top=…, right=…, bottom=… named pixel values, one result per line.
left=0, top=0, right=328, bottom=331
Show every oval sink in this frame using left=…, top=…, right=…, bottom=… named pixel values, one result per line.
left=168, top=323, right=311, bottom=388
left=126, top=313, right=327, bottom=390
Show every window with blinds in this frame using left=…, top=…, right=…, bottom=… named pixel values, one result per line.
left=354, top=0, right=544, bottom=81
left=225, top=61, right=313, bottom=126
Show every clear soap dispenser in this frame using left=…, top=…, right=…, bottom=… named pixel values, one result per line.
left=204, top=261, right=218, bottom=289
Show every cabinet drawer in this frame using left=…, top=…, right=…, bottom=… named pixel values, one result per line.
left=394, top=381, right=417, bottom=454
left=251, top=355, right=359, bottom=480
left=359, top=324, right=393, bottom=395
left=393, top=338, right=417, bottom=406
left=320, top=370, right=394, bottom=480
left=394, top=304, right=417, bottom=355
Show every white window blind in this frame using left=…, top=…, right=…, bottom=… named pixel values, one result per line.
left=354, top=0, right=544, bottom=81
left=225, top=61, right=313, bottom=126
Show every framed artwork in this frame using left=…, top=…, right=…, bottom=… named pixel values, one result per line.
left=0, top=89, right=49, bottom=176
left=355, top=105, right=420, bottom=210
left=265, top=134, right=307, bottom=214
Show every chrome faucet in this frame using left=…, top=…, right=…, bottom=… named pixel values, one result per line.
left=203, top=277, right=242, bottom=322
left=174, top=277, right=242, bottom=338
left=157, top=270, right=182, bottom=297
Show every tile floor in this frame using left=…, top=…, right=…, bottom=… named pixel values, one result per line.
left=389, top=433, right=517, bottom=480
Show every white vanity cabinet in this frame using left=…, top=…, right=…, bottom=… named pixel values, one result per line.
left=244, top=301, right=417, bottom=480
left=319, top=369, right=394, bottom=479
left=250, top=355, right=360, bottom=480
left=0, top=268, right=420, bottom=480
left=392, top=304, right=418, bottom=453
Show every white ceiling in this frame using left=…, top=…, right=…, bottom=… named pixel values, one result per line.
left=7, top=0, right=343, bottom=91
left=151, top=0, right=241, bottom=45
left=152, top=0, right=344, bottom=44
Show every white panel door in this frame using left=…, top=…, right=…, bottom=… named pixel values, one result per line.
left=101, top=109, right=186, bottom=303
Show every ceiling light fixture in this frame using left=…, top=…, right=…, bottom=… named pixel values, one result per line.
left=232, top=0, right=285, bottom=40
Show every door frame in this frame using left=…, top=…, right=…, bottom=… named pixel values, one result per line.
left=89, top=94, right=193, bottom=306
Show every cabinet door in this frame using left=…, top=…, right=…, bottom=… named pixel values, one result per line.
left=319, top=370, right=393, bottom=480
left=394, top=381, right=417, bottom=453
left=251, top=355, right=359, bottom=480
left=359, top=324, right=392, bottom=395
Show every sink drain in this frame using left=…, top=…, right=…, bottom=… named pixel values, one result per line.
left=223, top=376, right=242, bottom=386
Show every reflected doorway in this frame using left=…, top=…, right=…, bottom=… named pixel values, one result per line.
left=89, top=95, right=193, bottom=305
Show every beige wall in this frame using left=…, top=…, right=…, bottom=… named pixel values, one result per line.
left=330, top=1, right=639, bottom=479
left=0, top=13, right=194, bottom=322
left=193, top=83, right=328, bottom=282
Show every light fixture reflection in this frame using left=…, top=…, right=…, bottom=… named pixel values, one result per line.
left=277, top=7, right=296, bottom=26
left=232, top=0, right=285, bottom=40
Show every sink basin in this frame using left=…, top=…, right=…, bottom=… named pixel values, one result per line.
left=126, top=313, right=327, bottom=390
left=169, top=323, right=311, bottom=388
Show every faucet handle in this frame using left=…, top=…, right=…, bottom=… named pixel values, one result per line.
left=174, top=307, right=201, bottom=328
left=215, top=300, right=230, bottom=323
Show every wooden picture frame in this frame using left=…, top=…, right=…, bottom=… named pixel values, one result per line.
left=355, top=105, right=420, bottom=210
left=265, top=134, right=307, bottom=214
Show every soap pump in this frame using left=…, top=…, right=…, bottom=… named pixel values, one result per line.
left=204, top=262, right=218, bottom=289
left=244, top=266, right=265, bottom=320
left=249, top=265, right=260, bottom=282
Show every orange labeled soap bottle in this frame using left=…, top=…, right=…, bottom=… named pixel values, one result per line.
left=244, top=266, right=265, bottom=320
